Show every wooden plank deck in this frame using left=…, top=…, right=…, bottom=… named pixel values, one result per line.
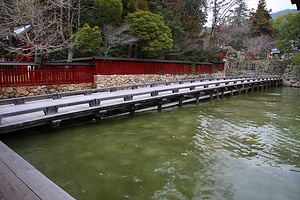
left=0, top=141, right=75, bottom=200
left=0, top=77, right=282, bottom=134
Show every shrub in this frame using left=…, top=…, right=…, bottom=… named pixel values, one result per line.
left=291, top=52, right=300, bottom=65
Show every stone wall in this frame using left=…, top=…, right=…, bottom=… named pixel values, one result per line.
left=282, top=65, right=300, bottom=87
left=0, top=83, right=94, bottom=99
left=225, top=60, right=288, bottom=77
left=94, top=73, right=224, bottom=88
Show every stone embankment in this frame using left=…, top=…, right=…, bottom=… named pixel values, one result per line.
left=93, top=73, right=224, bottom=88
left=282, top=65, right=300, bottom=87
left=0, top=83, right=94, bottom=99
left=225, top=60, right=288, bottom=77
left=1, top=72, right=225, bottom=99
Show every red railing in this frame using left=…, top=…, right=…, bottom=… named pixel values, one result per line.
left=0, top=62, right=94, bottom=87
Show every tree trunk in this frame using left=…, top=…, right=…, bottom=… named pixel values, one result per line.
left=67, top=46, right=73, bottom=62
left=127, top=44, right=132, bottom=58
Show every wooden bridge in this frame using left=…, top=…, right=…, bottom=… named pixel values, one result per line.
left=0, top=77, right=282, bottom=134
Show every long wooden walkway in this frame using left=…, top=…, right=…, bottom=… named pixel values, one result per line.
left=0, top=141, right=75, bottom=200
left=0, top=77, right=282, bottom=134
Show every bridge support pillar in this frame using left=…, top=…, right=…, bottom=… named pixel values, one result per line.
left=195, top=94, right=200, bottom=104
left=230, top=88, right=234, bottom=96
left=158, top=99, right=167, bottom=111
left=178, top=96, right=185, bottom=107
left=237, top=87, right=241, bottom=95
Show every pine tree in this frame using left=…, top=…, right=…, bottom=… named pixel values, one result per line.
left=250, top=0, right=275, bottom=37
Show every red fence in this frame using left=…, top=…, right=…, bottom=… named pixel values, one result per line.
left=91, top=57, right=223, bottom=75
left=0, top=58, right=225, bottom=87
left=0, top=62, right=94, bottom=87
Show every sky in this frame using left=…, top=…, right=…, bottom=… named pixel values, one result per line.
left=248, top=0, right=296, bottom=13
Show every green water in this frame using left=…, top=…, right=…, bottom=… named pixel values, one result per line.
left=2, top=87, right=300, bottom=200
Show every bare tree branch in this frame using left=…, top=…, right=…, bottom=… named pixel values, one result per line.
left=98, top=24, right=138, bottom=57
left=243, top=35, right=275, bottom=57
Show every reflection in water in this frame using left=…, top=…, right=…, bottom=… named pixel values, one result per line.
left=2, top=87, right=300, bottom=200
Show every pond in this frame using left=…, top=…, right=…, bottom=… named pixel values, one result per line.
left=2, top=87, right=300, bottom=200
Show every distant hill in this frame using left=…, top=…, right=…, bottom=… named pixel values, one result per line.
left=271, top=9, right=298, bottom=19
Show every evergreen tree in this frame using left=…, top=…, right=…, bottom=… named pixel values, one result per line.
left=125, top=10, right=173, bottom=58
left=273, top=12, right=300, bottom=53
left=226, top=0, right=250, bottom=50
left=250, top=0, right=275, bottom=37
left=230, top=0, right=250, bottom=26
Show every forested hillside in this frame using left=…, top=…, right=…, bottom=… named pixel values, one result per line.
left=0, top=0, right=299, bottom=62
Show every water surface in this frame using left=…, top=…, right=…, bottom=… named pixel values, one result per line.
left=2, top=87, right=300, bottom=200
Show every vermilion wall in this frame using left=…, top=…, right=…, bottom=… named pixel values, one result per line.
left=91, top=57, right=224, bottom=75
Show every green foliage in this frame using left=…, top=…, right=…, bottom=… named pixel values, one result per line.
left=75, top=23, right=102, bottom=53
left=125, top=10, right=173, bottom=58
left=152, top=6, right=184, bottom=39
left=273, top=12, right=300, bottom=53
left=291, top=53, right=300, bottom=65
left=122, top=0, right=149, bottom=15
left=229, top=0, right=250, bottom=26
left=250, top=0, right=275, bottom=37
left=94, top=0, right=123, bottom=24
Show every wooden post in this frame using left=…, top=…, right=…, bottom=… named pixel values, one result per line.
left=158, top=100, right=163, bottom=111
left=195, top=94, right=200, bottom=104
left=210, top=91, right=214, bottom=100
left=129, top=104, right=140, bottom=117
left=178, top=96, right=184, bottom=107
left=93, top=110, right=107, bottom=123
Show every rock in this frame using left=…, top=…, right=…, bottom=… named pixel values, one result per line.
left=67, top=86, right=75, bottom=91
left=50, top=88, right=56, bottom=93
left=282, top=81, right=292, bottom=87
left=16, top=87, right=27, bottom=95
left=292, top=82, right=300, bottom=88
left=9, top=92, right=15, bottom=98
left=5, top=87, right=14, bottom=93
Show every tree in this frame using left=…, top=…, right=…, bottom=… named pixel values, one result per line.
left=58, top=0, right=83, bottom=62
left=0, top=0, right=64, bottom=62
left=224, top=0, right=250, bottom=50
left=0, top=0, right=84, bottom=62
left=203, top=0, right=239, bottom=61
left=249, top=0, right=275, bottom=37
left=243, top=35, right=274, bottom=58
left=229, top=0, right=250, bottom=26
left=161, top=0, right=207, bottom=36
left=273, top=11, right=300, bottom=53
left=94, top=0, right=123, bottom=24
left=125, top=10, right=173, bottom=58
left=151, top=1, right=207, bottom=60
left=75, top=23, right=102, bottom=53
left=98, top=24, right=138, bottom=57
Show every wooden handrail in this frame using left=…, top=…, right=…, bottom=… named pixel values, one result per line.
left=0, top=77, right=282, bottom=124
left=0, top=76, right=264, bottom=105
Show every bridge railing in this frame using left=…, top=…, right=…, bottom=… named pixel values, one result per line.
left=0, top=77, right=260, bottom=105
left=0, top=77, right=282, bottom=124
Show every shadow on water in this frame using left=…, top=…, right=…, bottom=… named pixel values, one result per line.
left=2, top=87, right=300, bottom=200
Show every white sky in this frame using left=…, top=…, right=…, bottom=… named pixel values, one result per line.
left=247, top=0, right=296, bottom=12
left=205, top=0, right=296, bottom=26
